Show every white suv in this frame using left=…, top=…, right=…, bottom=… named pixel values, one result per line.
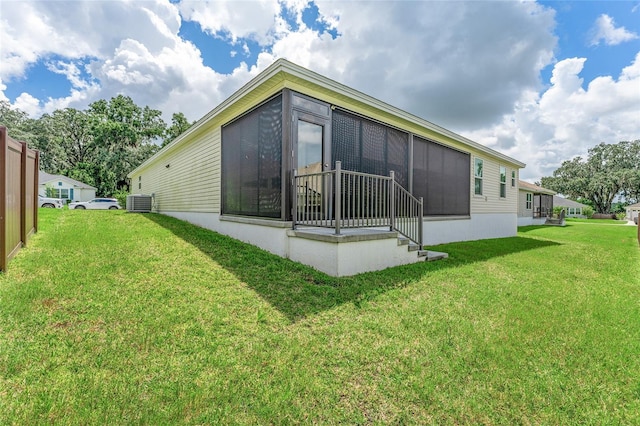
left=38, top=196, right=64, bottom=209
left=69, top=198, right=121, bottom=210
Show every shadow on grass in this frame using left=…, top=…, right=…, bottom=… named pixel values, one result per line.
left=144, top=214, right=560, bottom=322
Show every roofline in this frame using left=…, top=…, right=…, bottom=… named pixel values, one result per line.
left=518, top=180, right=555, bottom=195
left=39, top=172, right=97, bottom=190
left=129, top=58, right=525, bottom=177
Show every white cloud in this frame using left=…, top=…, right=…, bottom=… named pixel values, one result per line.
left=1, top=0, right=638, bottom=187
left=13, top=92, right=41, bottom=116
left=464, top=52, right=640, bottom=182
left=590, top=14, right=639, bottom=46
left=178, top=0, right=282, bottom=45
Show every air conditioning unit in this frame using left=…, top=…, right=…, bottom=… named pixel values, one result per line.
left=126, top=194, right=153, bottom=213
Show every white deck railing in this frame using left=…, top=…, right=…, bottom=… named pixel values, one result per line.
left=293, top=161, right=423, bottom=248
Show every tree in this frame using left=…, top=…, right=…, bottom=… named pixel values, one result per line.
left=0, top=97, right=175, bottom=196
left=46, top=108, right=95, bottom=170
left=87, top=95, right=165, bottom=194
left=163, top=112, right=193, bottom=146
left=541, top=140, right=640, bottom=213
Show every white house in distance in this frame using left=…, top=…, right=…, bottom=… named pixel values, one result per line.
left=39, top=171, right=96, bottom=203
left=553, top=196, right=589, bottom=218
left=518, top=180, right=556, bottom=226
left=626, top=202, right=640, bottom=222
left=128, top=59, right=526, bottom=276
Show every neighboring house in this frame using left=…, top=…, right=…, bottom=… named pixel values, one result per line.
left=39, top=171, right=96, bottom=203
left=518, top=180, right=555, bottom=226
left=127, top=59, right=525, bottom=276
left=553, top=196, right=589, bottom=218
left=626, top=202, right=640, bottom=222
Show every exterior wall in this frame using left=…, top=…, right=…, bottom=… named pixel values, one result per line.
left=288, top=233, right=420, bottom=276
left=627, top=206, right=640, bottom=221
left=74, top=187, right=96, bottom=202
left=517, top=216, right=548, bottom=227
left=518, top=190, right=533, bottom=218
left=153, top=211, right=421, bottom=276
left=130, top=127, right=221, bottom=214
left=469, top=156, right=518, bottom=216
left=424, top=213, right=518, bottom=245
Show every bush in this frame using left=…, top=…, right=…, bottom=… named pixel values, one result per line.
left=616, top=212, right=627, bottom=221
left=582, top=206, right=594, bottom=218
left=553, top=206, right=564, bottom=217
left=113, top=189, right=129, bottom=210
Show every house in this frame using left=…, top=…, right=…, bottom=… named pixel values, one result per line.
left=626, top=202, right=640, bottom=222
left=127, top=59, right=525, bottom=276
left=553, top=196, right=589, bottom=218
left=39, top=171, right=96, bottom=203
left=518, top=180, right=555, bottom=226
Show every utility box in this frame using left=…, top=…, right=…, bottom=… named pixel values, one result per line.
left=126, top=194, right=152, bottom=213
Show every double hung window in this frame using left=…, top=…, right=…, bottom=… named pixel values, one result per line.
left=474, top=158, right=483, bottom=196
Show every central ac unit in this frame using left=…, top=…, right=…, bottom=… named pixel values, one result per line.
left=126, top=194, right=153, bottom=213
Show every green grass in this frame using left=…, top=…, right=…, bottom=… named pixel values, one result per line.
left=1, top=209, right=639, bottom=424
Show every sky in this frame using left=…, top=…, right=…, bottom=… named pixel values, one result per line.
left=1, top=0, right=639, bottom=182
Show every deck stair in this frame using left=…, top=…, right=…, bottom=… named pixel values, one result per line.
left=397, top=236, right=448, bottom=262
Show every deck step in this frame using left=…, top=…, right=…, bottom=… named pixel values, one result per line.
left=397, top=237, right=410, bottom=246
left=424, top=251, right=449, bottom=262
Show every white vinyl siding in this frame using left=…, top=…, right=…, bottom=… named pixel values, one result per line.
left=470, top=157, right=518, bottom=215
left=517, top=190, right=536, bottom=218
left=130, top=127, right=221, bottom=213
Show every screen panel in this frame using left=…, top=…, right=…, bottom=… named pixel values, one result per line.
left=413, top=137, right=470, bottom=216
left=222, top=95, right=282, bottom=217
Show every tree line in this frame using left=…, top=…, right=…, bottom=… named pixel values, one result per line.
left=540, top=140, right=640, bottom=213
left=0, top=97, right=193, bottom=197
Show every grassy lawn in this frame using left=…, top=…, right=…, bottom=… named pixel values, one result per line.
left=1, top=209, right=639, bottom=424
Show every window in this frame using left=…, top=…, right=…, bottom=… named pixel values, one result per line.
left=526, top=193, right=532, bottom=209
left=474, top=158, right=483, bottom=195
left=511, top=170, right=516, bottom=187
left=138, top=176, right=142, bottom=190
left=499, top=166, right=507, bottom=198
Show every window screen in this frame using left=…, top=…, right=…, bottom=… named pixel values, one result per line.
left=413, top=137, right=470, bottom=216
left=331, top=110, right=408, bottom=188
left=221, top=95, right=282, bottom=217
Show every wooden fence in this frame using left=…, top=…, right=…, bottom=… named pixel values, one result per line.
left=1, top=126, right=39, bottom=272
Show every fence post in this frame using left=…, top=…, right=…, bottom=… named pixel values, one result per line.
left=33, top=150, right=39, bottom=234
left=389, top=170, right=395, bottom=232
left=20, top=141, right=27, bottom=245
left=292, top=168, right=298, bottom=229
left=0, top=127, right=6, bottom=272
left=335, top=161, right=341, bottom=235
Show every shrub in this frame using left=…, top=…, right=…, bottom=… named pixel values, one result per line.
left=113, top=189, right=129, bottom=210
left=582, top=206, right=594, bottom=218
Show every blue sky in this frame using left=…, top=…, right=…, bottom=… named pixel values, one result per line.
left=1, top=0, right=638, bottom=181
